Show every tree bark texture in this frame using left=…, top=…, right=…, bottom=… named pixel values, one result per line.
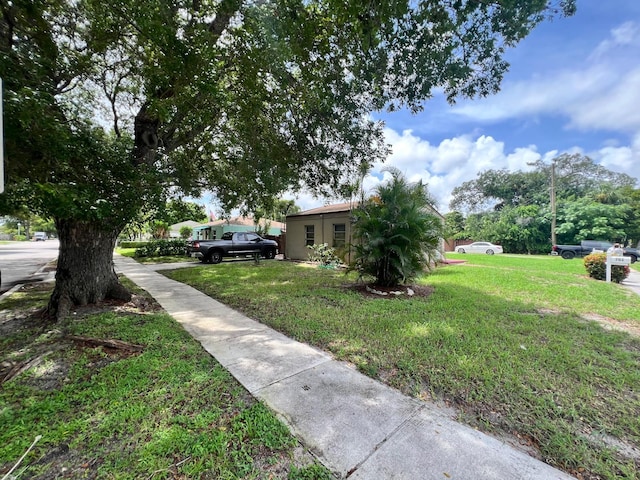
left=47, top=218, right=131, bottom=321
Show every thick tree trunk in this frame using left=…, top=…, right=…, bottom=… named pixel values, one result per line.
left=47, top=218, right=131, bottom=321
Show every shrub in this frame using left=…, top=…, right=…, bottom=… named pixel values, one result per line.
left=119, top=241, right=148, bottom=249
left=583, top=253, right=630, bottom=283
left=350, top=168, right=442, bottom=287
left=307, top=243, right=342, bottom=267
left=134, top=243, right=156, bottom=258
left=135, top=239, right=187, bottom=258
left=151, top=220, right=170, bottom=239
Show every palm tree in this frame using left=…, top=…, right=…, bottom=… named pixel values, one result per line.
left=351, top=168, right=442, bottom=287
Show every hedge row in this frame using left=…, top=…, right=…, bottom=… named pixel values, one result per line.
left=134, top=239, right=188, bottom=258
left=119, top=241, right=148, bottom=249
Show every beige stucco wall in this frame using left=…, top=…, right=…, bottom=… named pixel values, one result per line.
left=286, top=211, right=355, bottom=261
left=286, top=205, right=447, bottom=263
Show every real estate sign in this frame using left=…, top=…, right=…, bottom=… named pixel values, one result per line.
left=606, top=254, right=631, bottom=283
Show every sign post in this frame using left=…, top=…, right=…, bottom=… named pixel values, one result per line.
left=606, top=254, right=630, bottom=282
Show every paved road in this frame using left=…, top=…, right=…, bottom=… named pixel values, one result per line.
left=0, top=240, right=59, bottom=293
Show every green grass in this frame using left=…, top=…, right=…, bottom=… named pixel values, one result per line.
left=0, top=281, right=331, bottom=479
left=164, top=254, right=640, bottom=479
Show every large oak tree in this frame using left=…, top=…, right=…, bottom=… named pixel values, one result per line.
left=0, top=0, right=575, bottom=319
left=450, top=153, right=637, bottom=212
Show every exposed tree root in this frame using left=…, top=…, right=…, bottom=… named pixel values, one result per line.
left=1, top=351, right=55, bottom=384
left=66, top=335, right=144, bottom=352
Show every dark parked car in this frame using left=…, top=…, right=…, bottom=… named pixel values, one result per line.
left=187, top=232, right=278, bottom=264
left=552, top=240, right=638, bottom=262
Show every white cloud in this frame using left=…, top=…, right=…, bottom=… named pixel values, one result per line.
left=590, top=133, right=640, bottom=176
left=505, top=146, right=542, bottom=171
left=285, top=129, right=638, bottom=216
left=590, top=21, right=640, bottom=59
left=366, top=129, right=638, bottom=214
left=367, top=131, right=545, bottom=213
left=565, top=68, right=640, bottom=132
left=451, top=21, right=640, bottom=134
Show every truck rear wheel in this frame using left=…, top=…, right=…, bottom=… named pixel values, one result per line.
left=205, top=250, right=223, bottom=264
left=561, top=251, right=575, bottom=260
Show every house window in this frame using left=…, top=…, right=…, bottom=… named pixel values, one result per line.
left=305, top=225, right=315, bottom=246
left=333, top=224, right=346, bottom=247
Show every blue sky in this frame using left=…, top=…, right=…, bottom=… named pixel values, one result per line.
left=284, top=1, right=640, bottom=214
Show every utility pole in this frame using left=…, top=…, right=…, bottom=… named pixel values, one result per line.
left=550, top=162, right=556, bottom=246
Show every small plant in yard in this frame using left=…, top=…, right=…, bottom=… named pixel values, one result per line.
left=583, top=252, right=630, bottom=283
left=179, top=225, right=193, bottom=239
left=116, top=246, right=198, bottom=264
left=307, top=243, right=342, bottom=267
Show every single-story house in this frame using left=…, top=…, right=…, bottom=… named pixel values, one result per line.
left=285, top=202, right=357, bottom=261
left=169, top=220, right=202, bottom=238
left=285, top=201, right=445, bottom=262
left=192, top=216, right=285, bottom=241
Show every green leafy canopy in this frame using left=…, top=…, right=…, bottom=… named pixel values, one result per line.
left=1, top=0, right=576, bottom=221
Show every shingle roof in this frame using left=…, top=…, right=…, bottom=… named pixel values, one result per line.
left=286, top=201, right=358, bottom=217
left=287, top=201, right=444, bottom=219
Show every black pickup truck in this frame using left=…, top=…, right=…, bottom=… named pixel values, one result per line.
left=187, top=231, right=278, bottom=264
left=552, top=240, right=639, bottom=263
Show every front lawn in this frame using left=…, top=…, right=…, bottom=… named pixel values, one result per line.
left=164, top=254, right=640, bottom=479
left=0, top=280, right=330, bottom=479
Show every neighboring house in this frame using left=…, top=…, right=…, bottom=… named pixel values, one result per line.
left=169, top=220, right=201, bottom=239
left=192, top=216, right=285, bottom=241
left=285, top=201, right=446, bottom=262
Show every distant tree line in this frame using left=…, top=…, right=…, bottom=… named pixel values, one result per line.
left=445, top=153, right=640, bottom=254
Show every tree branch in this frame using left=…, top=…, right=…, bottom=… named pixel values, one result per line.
left=208, top=0, right=242, bottom=41
left=134, top=1, right=242, bottom=160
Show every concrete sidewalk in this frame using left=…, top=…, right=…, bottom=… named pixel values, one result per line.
left=114, top=255, right=572, bottom=479
left=621, top=268, right=640, bottom=296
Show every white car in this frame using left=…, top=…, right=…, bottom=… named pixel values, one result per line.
left=456, top=242, right=503, bottom=255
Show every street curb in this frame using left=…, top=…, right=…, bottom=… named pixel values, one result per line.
left=0, top=263, right=55, bottom=302
left=0, top=283, right=25, bottom=302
